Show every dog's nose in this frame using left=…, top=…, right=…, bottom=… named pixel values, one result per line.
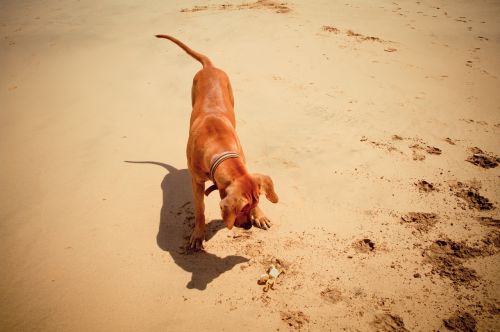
left=242, top=222, right=252, bottom=230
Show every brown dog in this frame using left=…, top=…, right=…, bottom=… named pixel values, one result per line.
left=156, top=35, right=278, bottom=249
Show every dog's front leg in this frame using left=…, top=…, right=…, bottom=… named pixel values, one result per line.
left=251, top=206, right=272, bottom=230
left=190, top=179, right=206, bottom=249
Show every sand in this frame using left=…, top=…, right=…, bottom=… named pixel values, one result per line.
left=1, top=0, right=499, bottom=331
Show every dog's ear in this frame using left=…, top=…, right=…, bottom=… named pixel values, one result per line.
left=252, top=174, right=279, bottom=203
left=219, top=195, right=247, bottom=229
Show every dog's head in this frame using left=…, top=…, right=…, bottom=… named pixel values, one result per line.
left=219, top=173, right=278, bottom=229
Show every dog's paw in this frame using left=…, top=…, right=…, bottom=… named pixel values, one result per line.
left=252, top=216, right=272, bottom=230
left=189, top=228, right=205, bottom=250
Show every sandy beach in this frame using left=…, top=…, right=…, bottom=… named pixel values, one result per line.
left=1, top=0, right=499, bottom=330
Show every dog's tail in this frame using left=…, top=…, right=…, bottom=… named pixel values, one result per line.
left=155, top=34, right=213, bottom=68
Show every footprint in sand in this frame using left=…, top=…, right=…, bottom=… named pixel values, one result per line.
left=414, top=180, right=437, bottom=193
left=466, top=147, right=499, bottom=169
left=181, top=1, right=291, bottom=14
left=401, top=212, right=438, bottom=234
left=371, top=313, right=409, bottom=332
left=476, top=217, right=500, bottom=228
left=449, top=181, right=495, bottom=211
left=409, top=143, right=441, bottom=160
left=443, top=137, right=456, bottom=145
left=423, top=237, right=498, bottom=288
left=423, top=240, right=479, bottom=288
left=363, top=135, right=442, bottom=161
left=353, top=238, right=376, bottom=253
left=443, top=311, right=477, bottom=332
left=320, top=287, right=342, bottom=304
left=280, top=310, right=310, bottom=330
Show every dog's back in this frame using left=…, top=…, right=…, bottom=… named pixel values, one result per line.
left=155, top=35, right=236, bottom=126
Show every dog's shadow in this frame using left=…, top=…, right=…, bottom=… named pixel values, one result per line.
left=125, top=161, right=248, bottom=290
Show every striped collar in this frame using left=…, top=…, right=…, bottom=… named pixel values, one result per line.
left=209, top=152, right=240, bottom=182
